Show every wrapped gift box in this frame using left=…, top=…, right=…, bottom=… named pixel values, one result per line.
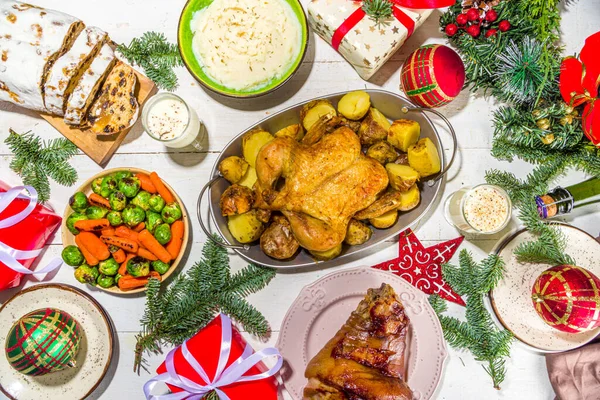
left=308, top=0, right=433, bottom=80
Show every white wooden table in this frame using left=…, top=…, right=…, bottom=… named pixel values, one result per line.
left=1, top=1, right=599, bottom=399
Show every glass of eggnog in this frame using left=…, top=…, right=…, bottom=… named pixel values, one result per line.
left=142, top=93, right=204, bottom=150
left=444, top=184, right=512, bottom=234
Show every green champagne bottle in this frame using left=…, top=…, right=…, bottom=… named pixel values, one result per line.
left=536, top=177, right=600, bottom=219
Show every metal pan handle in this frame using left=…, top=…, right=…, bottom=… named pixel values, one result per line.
left=197, top=175, right=250, bottom=250
left=402, top=106, right=457, bottom=188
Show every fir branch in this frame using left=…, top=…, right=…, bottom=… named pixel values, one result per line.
left=362, top=0, right=393, bottom=26
left=4, top=129, right=78, bottom=203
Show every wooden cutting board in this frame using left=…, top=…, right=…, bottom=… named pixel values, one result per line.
left=41, top=69, right=156, bottom=166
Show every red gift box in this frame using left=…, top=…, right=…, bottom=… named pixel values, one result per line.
left=154, top=314, right=280, bottom=399
left=0, top=182, right=62, bottom=290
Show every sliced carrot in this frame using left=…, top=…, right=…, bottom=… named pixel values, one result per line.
left=78, top=232, right=111, bottom=261
left=74, top=218, right=110, bottom=232
left=138, top=229, right=172, bottom=264
left=133, top=222, right=146, bottom=232
left=149, top=172, right=174, bottom=204
left=135, top=173, right=157, bottom=194
left=119, top=253, right=136, bottom=276
left=75, top=235, right=99, bottom=266
left=89, top=193, right=111, bottom=209
left=112, top=248, right=126, bottom=263
left=115, top=225, right=140, bottom=243
left=165, top=220, right=184, bottom=259
left=100, top=235, right=139, bottom=253
left=137, top=247, right=158, bottom=261
left=118, top=271, right=161, bottom=290
left=101, top=227, right=116, bottom=237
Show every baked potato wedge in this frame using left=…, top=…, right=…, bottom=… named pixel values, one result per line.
left=300, top=100, right=337, bottom=131
left=354, top=190, right=403, bottom=220
left=255, top=208, right=272, bottom=224
left=310, top=243, right=343, bottom=261
left=398, top=184, right=420, bottom=211
left=367, top=141, right=398, bottom=164
left=369, top=210, right=398, bottom=229
left=260, top=215, right=300, bottom=260
left=242, top=129, right=275, bottom=168
left=219, top=184, right=255, bottom=216
left=238, top=166, right=258, bottom=189
left=386, top=163, right=420, bottom=192
left=408, top=138, right=441, bottom=177
left=337, top=90, right=371, bottom=120
left=387, top=119, right=420, bottom=152
left=358, top=108, right=391, bottom=145
left=275, top=124, right=304, bottom=141
left=345, top=219, right=372, bottom=246
left=218, top=156, right=249, bottom=184
left=227, top=210, right=265, bottom=244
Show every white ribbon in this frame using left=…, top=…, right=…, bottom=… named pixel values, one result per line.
left=0, top=186, right=62, bottom=275
left=143, top=314, right=283, bottom=400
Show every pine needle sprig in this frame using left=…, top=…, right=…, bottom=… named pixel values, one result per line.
left=117, top=32, right=183, bottom=91
left=362, top=0, right=393, bottom=26
left=134, top=236, right=276, bottom=373
left=5, top=129, right=78, bottom=203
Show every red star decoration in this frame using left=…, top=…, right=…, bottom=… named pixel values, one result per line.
left=372, top=228, right=465, bottom=306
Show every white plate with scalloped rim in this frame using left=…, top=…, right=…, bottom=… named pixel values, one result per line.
left=276, top=266, right=447, bottom=400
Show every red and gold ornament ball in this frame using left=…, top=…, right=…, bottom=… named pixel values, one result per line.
left=532, top=265, right=600, bottom=333
left=400, top=44, right=465, bottom=108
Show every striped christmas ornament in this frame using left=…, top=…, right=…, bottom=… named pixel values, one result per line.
left=400, top=44, right=465, bottom=108
left=532, top=265, right=600, bottom=333
left=4, top=308, right=82, bottom=376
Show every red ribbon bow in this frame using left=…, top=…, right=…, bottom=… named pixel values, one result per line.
left=559, top=31, right=600, bottom=146
left=331, top=0, right=455, bottom=51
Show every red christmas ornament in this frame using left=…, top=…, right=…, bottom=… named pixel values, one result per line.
left=456, top=13, right=468, bottom=26
left=466, top=8, right=480, bottom=22
left=485, top=29, right=498, bottom=38
left=445, top=23, right=459, bottom=37
left=532, top=265, right=600, bottom=333
left=485, top=9, right=498, bottom=22
left=466, top=24, right=481, bottom=38
left=371, top=228, right=465, bottom=306
left=400, top=44, right=466, bottom=108
left=498, top=20, right=511, bottom=32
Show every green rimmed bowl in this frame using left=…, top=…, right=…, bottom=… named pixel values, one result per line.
left=178, top=0, right=309, bottom=98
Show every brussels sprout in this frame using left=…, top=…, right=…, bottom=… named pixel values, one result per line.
left=100, top=175, right=118, bottom=198
left=99, top=258, right=119, bottom=276
left=118, top=177, right=141, bottom=198
left=86, top=205, right=109, bottom=220
left=122, top=204, right=146, bottom=227
left=69, top=192, right=89, bottom=213
left=109, top=191, right=127, bottom=211
left=148, top=194, right=166, bottom=213
left=152, top=260, right=170, bottom=275
left=62, top=245, right=84, bottom=267
left=127, top=256, right=150, bottom=277
left=74, top=264, right=99, bottom=285
left=154, top=223, right=172, bottom=245
left=107, top=211, right=123, bottom=226
left=132, top=191, right=152, bottom=211
left=97, top=274, right=115, bottom=288
left=114, top=171, right=133, bottom=182
left=66, top=212, right=87, bottom=235
left=146, top=211, right=163, bottom=233
left=115, top=273, right=123, bottom=284
left=91, top=178, right=103, bottom=195
left=161, top=202, right=183, bottom=224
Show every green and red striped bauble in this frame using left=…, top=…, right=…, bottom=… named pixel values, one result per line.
left=400, top=44, right=465, bottom=108
left=4, top=308, right=82, bottom=376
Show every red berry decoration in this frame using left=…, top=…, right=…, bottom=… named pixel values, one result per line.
left=456, top=13, right=468, bottom=26
left=445, top=23, right=459, bottom=37
left=466, top=8, right=480, bottom=22
left=485, top=9, right=498, bottom=22
left=498, top=20, right=511, bottom=32
left=532, top=265, right=600, bottom=333
left=466, top=24, right=481, bottom=38
left=485, top=29, right=498, bottom=38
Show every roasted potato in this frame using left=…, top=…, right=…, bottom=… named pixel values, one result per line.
left=358, top=108, right=391, bottom=145
left=337, top=91, right=371, bottom=120
left=219, top=184, right=255, bottom=216
left=394, top=153, right=409, bottom=165
left=300, top=100, right=337, bottom=131
left=275, top=124, right=304, bottom=141
left=386, top=164, right=420, bottom=192
left=238, top=166, right=258, bottom=189
left=367, top=141, right=398, bottom=164
left=260, top=216, right=300, bottom=260
left=218, top=156, right=249, bottom=184
left=242, top=129, right=275, bottom=167
left=369, top=210, right=398, bottom=229
left=398, top=184, right=420, bottom=211
left=354, top=190, right=403, bottom=220
left=387, top=119, right=420, bottom=152
left=227, top=210, right=265, bottom=243
left=408, top=138, right=441, bottom=177
left=345, top=219, right=372, bottom=246
left=310, top=243, right=343, bottom=261
left=255, top=208, right=272, bottom=224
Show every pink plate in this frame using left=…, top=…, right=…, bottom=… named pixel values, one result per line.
left=276, top=266, right=447, bottom=400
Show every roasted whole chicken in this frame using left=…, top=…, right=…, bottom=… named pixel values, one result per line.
left=254, top=126, right=389, bottom=252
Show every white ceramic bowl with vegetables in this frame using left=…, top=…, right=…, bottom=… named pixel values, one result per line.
left=61, top=168, right=190, bottom=294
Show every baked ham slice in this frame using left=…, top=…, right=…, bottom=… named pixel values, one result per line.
left=64, top=43, right=116, bottom=126
left=43, top=26, right=107, bottom=116
left=87, top=61, right=139, bottom=135
left=303, top=284, right=412, bottom=400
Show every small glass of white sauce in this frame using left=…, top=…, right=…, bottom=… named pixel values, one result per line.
left=142, top=93, right=204, bottom=150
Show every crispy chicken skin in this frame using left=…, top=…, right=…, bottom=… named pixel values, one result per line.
left=303, top=284, right=412, bottom=400
left=254, top=127, right=389, bottom=252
